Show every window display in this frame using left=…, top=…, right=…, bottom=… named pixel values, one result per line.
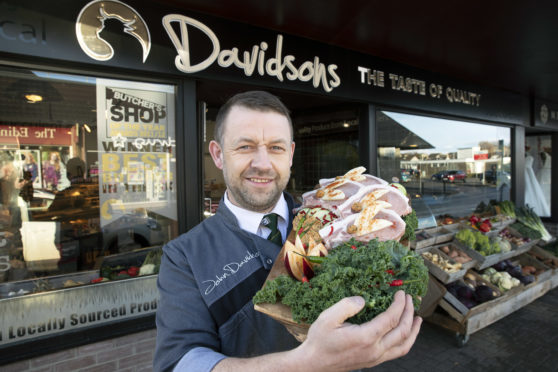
left=525, top=135, right=551, bottom=217
left=377, top=111, right=512, bottom=227
left=0, top=68, right=178, bottom=296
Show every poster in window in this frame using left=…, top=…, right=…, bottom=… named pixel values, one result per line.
left=96, top=79, right=176, bottom=228
left=13, top=150, right=42, bottom=189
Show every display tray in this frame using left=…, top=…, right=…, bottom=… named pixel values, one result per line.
left=425, top=226, right=455, bottom=245
left=410, top=230, right=435, bottom=250
left=0, top=270, right=98, bottom=299
left=512, top=253, right=552, bottom=283
left=528, top=246, right=558, bottom=271
left=438, top=270, right=503, bottom=321
left=421, top=247, right=467, bottom=284
left=96, top=245, right=162, bottom=270
left=454, top=238, right=535, bottom=270
left=499, top=226, right=540, bottom=252
left=432, top=242, right=476, bottom=271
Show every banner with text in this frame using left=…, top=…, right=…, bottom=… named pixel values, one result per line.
left=96, top=79, right=177, bottom=228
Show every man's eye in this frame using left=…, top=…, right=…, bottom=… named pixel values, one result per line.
left=271, top=146, right=285, bottom=151
left=237, top=145, right=251, bottom=150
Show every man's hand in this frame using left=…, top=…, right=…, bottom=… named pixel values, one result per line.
left=292, top=290, right=421, bottom=371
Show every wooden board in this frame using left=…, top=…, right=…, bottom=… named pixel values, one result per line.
left=254, top=232, right=443, bottom=341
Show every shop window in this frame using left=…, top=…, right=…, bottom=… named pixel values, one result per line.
left=377, top=111, right=511, bottom=228
left=525, top=135, right=551, bottom=217
left=0, top=67, right=178, bottom=296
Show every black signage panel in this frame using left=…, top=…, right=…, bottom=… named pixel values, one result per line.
left=0, top=0, right=528, bottom=125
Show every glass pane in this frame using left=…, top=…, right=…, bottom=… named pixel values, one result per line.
left=525, top=135, right=551, bottom=217
left=377, top=111, right=511, bottom=228
left=0, top=68, right=178, bottom=294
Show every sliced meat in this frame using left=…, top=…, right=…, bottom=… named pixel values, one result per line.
left=319, top=208, right=406, bottom=249
left=337, top=184, right=411, bottom=217
left=301, top=180, right=363, bottom=211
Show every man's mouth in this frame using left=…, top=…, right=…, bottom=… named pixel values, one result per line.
left=248, top=177, right=273, bottom=183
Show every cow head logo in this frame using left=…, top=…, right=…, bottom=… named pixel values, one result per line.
left=76, top=0, right=151, bottom=62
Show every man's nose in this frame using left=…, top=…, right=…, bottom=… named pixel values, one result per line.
left=251, top=146, right=272, bottom=170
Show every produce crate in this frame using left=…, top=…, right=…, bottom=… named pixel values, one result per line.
left=455, top=238, right=535, bottom=270
left=503, top=226, right=540, bottom=252
left=424, top=226, right=455, bottom=245
left=431, top=272, right=554, bottom=345
left=528, top=246, right=558, bottom=272
left=489, top=215, right=516, bottom=230
left=439, top=270, right=502, bottom=319
left=410, top=230, right=435, bottom=250
left=421, top=247, right=467, bottom=284
left=433, top=242, right=476, bottom=271
left=512, top=253, right=552, bottom=283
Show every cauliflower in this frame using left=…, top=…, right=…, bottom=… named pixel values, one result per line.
left=139, top=264, right=156, bottom=276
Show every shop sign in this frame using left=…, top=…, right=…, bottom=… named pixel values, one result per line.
left=96, top=78, right=177, bottom=228
left=0, top=276, right=157, bottom=346
left=357, top=67, right=482, bottom=107
left=0, top=0, right=527, bottom=124
left=0, top=125, right=72, bottom=146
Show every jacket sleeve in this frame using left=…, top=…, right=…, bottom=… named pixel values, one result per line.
left=153, top=238, right=225, bottom=372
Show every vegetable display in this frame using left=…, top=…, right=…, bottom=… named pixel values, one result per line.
left=253, top=239, right=429, bottom=324
left=498, top=200, right=516, bottom=218
left=515, top=206, right=552, bottom=242
left=455, top=229, right=501, bottom=256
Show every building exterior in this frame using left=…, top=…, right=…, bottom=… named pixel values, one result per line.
left=0, top=0, right=556, bottom=370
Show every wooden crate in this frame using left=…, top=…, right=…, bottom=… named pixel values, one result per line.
left=410, top=230, right=435, bottom=250
left=421, top=247, right=467, bottom=284
left=433, top=242, right=476, bottom=271
left=512, top=253, right=553, bottom=282
left=528, top=246, right=558, bottom=271
left=432, top=276, right=554, bottom=342
left=424, top=226, right=455, bottom=245
left=438, top=270, right=502, bottom=321
left=455, top=237, right=536, bottom=270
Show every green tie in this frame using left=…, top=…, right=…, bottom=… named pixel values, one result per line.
left=263, top=213, right=282, bottom=246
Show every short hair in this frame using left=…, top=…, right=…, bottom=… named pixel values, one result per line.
left=214, top=91, right=293, bottom=145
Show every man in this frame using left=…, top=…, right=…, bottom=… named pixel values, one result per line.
left=154, top=91, right=421, bottom=372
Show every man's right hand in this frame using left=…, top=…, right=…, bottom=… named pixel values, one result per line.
left=291, top=290, right=422, bottom=371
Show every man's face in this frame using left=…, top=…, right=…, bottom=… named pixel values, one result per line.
left=209, top=105, right=295, bottom=213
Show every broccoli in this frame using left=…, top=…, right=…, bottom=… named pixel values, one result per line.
left=402, top=210, right=418, bottom=241
left=456, top=229, right=476, bottom=248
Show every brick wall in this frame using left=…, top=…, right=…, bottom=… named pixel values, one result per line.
left=3, top=329, right=156, bottom=372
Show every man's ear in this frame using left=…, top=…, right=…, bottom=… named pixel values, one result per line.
left=289, top=141, right=295, bottom=167
left=208, top=140, right=224, bottom=170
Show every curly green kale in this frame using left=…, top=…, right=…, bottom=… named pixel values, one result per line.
left=402, top=210, right=418, bottom=241
left=253, top=239, right=429, bottom=325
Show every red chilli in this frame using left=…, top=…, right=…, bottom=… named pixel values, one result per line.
left=351, top=245, right=357, bottom=250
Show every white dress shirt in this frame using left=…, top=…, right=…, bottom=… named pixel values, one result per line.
left=224, top=191, right=289, bottom=244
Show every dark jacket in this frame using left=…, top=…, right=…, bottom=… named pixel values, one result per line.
left=154, top=193, right=299, bottom=371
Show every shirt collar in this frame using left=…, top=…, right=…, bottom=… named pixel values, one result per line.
left=224, top=191, right=289, bottom=236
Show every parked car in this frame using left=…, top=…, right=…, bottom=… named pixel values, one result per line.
left=443, top=170, right=467, bottom=182
left=431, top=171, right=449, bottom=181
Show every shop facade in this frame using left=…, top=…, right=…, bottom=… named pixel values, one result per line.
left=0, top=0, right=556, bottom=369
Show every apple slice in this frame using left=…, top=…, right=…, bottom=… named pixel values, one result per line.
left=284, top=250, right=304, bottom=281
left=308, top=242, right=328, bottom=257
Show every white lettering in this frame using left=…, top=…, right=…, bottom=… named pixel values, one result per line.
left=162, top=15, right=341, bottom=92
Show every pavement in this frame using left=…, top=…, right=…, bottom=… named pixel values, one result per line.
left=367, top=286, right=558, bottom=372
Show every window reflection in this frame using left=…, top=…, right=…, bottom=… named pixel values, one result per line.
left=377, top=111, right=511, bottom=227
left=525, top=135, right=551, bottom=217
left=0, top=68, right=177, bottom=295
